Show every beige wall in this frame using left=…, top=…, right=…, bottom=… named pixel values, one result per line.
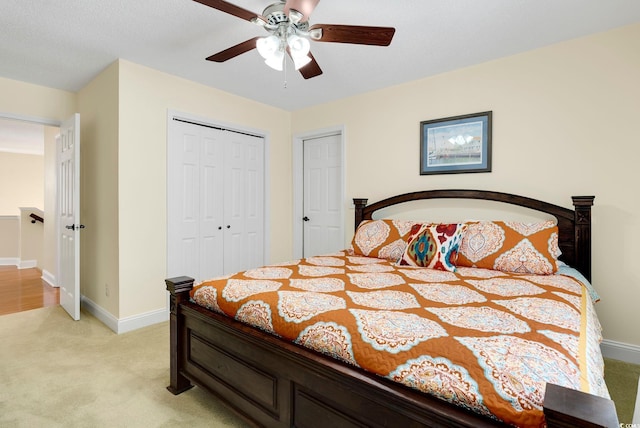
left=292, top=23, right=640, bottom=347
left=0, top=216, right=19, bottom=258
left=77, top=61, right=120, bottom=316
left=0, top=152, right=44, bottom=215
left=0, top=76, right=76, bottom=120
left=19, top=208, right=43, bottom=267
left=116, top=60, right=291, bottom=318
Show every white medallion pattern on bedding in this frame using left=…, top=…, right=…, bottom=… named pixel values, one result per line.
left=191, top=251, right=608, bottom=427
left=458, top=220, right=561, bottom=275
left=351, top=219, right=417, bottom=261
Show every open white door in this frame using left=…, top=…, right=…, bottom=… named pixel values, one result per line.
left=58, top=113, right=81, bottom=320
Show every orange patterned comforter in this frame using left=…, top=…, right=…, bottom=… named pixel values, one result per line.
left=191, top=251, right=608, bottom=427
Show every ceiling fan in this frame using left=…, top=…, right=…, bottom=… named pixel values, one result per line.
left=194, top=0, right=396, bottom=79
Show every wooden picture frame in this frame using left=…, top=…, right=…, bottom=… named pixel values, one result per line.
left=420, top=111, right=492, bottom=175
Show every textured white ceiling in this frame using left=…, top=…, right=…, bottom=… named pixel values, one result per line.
left=1, top=0, right=640, bottom=113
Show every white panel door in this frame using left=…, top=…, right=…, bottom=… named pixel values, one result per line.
left=59, top=113, right=81, bottom=320
left=241, top=134, right=265, bottom=270
left=303, top=134, right=343, bottom=257
left=200, top=128, right=225, bottom=280
left=224, top=132, right=264, bottom=273
left=168, top=121, right=225, bottom=282
left=168, top=121, right=199, bottom=280
left=168, top=118, right=264, bottom=282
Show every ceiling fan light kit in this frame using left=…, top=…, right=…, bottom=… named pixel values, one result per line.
left=256, top=26, right=312, bottom=71
left=196, top=0, right=395, bottom=79
left=256, top=35, right=284, bottom=70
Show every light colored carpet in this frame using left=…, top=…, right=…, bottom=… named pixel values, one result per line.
left=604, top=357, right=640, bottom=424
left=0, top=306, right=250, bottom=428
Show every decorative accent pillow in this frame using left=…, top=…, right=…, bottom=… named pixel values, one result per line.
left=398, top=223, right=467, bottom=272
left=350, top=219, right=417, bottom=262
left=458, top=220, right=561, bottom=274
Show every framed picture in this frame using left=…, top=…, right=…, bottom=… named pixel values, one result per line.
left=420, top=111, right=492, bottom=175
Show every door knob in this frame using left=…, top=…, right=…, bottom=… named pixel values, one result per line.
left=302, top=216, right=310, bottom=222
left=65, top=224, right=85, bottom=231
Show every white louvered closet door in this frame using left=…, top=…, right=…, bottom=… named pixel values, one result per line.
left=168, top=119, right=264, bottom=283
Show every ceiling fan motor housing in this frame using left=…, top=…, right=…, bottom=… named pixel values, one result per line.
left=262, top=1, right=310, bottom=33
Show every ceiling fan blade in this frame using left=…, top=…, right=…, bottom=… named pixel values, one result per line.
left=284, top=0, right=320, bottom=23
left=193, top=0, right=263, bottom=23
left=309, top=24, right=395, bottom=46
left=298, top=52, right=323, bottom=79
left=206, top=37, right=261, bottom=62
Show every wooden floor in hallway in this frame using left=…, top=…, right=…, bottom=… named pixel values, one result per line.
left=0, top=266, right=59, bottom=315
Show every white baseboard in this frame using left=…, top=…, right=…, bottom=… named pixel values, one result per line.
left=18, top=260, right=37, bottom=269
left=80, top=295, right=168, bottom=334
left=0, top=258, right=37, bottom=269
left=41, top=270, right=57, bottom=287
left=81, top=295, right=119, bottom=332
left=601, top=339, right=640, bottom=365
left=117, top=307, right=169, bottom=334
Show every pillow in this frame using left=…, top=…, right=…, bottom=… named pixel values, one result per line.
left=457, top=220, right=561, bottom=275
left=350, top=219, right=417, bottom=262
left=398, top=223, right=466, bottom=272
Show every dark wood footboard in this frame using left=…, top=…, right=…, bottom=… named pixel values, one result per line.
left=166, top=277, right=619, bottom=428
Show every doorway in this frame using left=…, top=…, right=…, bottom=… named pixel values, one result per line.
left=0, top=114, right=61, bottom=314
left=293, top=127, right=345, bottom=259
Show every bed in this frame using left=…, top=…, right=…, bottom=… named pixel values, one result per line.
left=166, top=189, right=618, bottom=427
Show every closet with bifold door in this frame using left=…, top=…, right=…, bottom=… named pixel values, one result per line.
left=167, top=117, right=265, bottom=283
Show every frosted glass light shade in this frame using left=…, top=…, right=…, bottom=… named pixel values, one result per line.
left=257, top=35, right=284, bottom=71
left=287, top=35, right=310, bottom=57
left=257, top=35, right=281, bottom=59
left=264, top=50, right=284, bottom=71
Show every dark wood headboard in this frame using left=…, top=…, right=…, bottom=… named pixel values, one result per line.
left=353, top=190, right=594, bottom=281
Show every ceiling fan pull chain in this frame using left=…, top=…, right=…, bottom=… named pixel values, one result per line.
left=283, top=55, right=288, bottom=89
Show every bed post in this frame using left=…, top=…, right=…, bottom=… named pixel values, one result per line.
left=353, top=198, right=368, bottom=229
left=165, top=276, right=195, bottom=395
left=544, top=383, right=618, bottom=427
left=572, top=196, right=595, bottom=282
